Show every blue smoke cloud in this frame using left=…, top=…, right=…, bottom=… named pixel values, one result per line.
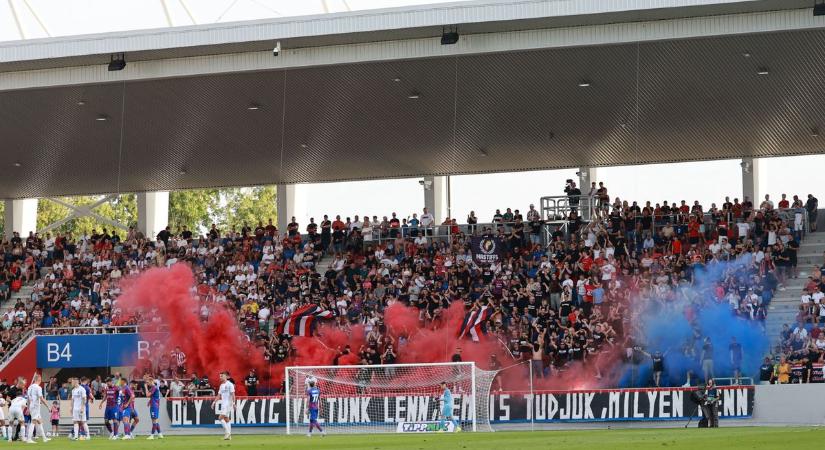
left=618, top=258, right=770, bottom=387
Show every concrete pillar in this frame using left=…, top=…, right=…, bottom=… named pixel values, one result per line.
left=578, top=167, right=597, bottom=194
left=4, top=199, right=38, bottom=237
left=137, top=191, right=169, bottom=239
left=741, top=158, right=759, bottom=207
left=277, top=184, right=295, bottom=233
left=577, top=167, right=598, bottom=221
left=423, top=176, right=448, bottom=223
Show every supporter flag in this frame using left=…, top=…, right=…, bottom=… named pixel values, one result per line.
left=471, top=236, right=503, bottom=265
left=277, top=304, right=334, bottom=337
left=457, top=305, right=494, bottom=342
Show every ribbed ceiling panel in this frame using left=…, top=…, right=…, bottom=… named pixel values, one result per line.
left=1, top=27, right=824, bottom=198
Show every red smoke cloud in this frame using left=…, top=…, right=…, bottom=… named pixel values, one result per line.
left=119, top=265, right=628, bottom=393
left=117, top=264, right=266, bottom=394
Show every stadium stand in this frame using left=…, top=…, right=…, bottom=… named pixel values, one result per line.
left=0, top=188, right=819, bottom=397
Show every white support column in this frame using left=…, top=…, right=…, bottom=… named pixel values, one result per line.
left=741, top=158, right=760, bottom=207
left=4, top=199, right=38, bottom=237
left=137, top=191, right=169, bottom=240
left=277, top=184, right=295, bottom=234
left=423, top=176, right=447, bottom=223
left=577, top=167, right=598, bottom=221
left=578, top=167, right=597, bottom=193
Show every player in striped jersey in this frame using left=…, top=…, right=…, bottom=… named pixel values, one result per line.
left=305, top=377, right=325, bottom=437
left=144, top=375, right=164, bottom=439
left=117, top=378, right=135, bottom=440
left=97, top=377, right=121, bottom=439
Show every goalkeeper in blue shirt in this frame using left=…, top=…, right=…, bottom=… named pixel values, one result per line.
left=438, top=381, right=459, bottom=431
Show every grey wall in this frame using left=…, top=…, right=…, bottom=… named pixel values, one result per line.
left=751, top=384, right=825, bottom=426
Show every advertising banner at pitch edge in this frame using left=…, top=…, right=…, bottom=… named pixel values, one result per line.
left=396, top=422, right=457, bottom=433
left=166, top=387, right=754, bottom=428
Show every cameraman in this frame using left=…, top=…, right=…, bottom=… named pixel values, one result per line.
left=564, top=179, right=582, bottom=214
left=701, top=379, right=719, bottom=427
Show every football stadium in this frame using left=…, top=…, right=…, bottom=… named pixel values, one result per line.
left=0, top=0, right=824, bottom=448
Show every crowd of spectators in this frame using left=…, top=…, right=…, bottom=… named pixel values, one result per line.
left=0, top=186, right=817, bottom=390
left=776, top=250, right=825, bottom=384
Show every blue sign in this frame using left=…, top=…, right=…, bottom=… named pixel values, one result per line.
left=36, top=333, right=165, bottom=368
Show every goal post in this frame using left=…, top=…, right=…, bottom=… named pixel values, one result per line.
left=285, top=362, right=498, bottom=434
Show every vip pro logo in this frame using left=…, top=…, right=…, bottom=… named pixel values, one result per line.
left=402, top=423, right=437, bottom=432
left=397, top=422, right=454, bottom=433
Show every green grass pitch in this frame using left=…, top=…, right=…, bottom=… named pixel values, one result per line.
left=30, top=427, right=824, bottom=449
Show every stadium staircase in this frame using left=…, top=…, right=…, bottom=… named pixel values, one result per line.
left=316, top=251, right=336, bottom=273
left=0, top=283, right=34, bottom=310
left=765, top=231, right=825, bottom=351
left=0, top=283, right=38, bottom=382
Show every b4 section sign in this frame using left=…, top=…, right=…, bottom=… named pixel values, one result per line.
left=36, top=332, right=166, bottom=368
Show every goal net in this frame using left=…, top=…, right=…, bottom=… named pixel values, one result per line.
left=285, top=362, right=498, bottom=434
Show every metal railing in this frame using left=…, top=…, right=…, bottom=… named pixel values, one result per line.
left=540, top=194, right=599, bottom=223
left=713, top=377, right=754, bottom=386
left=575, top=207, right=808, bottom=241
left=775, top=208, right=809, bottom=235
left=0, top=329, right=35, bottom=370
left=232, top=205, right=814, bottom=253
left=158, top=377, right=216, bottom=397
left=34, top=325, right=140, bottom=335
left=337, top=221, right=558, bottom=251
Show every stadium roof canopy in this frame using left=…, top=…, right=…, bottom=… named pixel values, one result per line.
left=1, top=0, right=824, bottom=199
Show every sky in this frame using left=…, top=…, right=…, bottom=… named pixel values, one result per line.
left=3, top=1, right=824, bottom=224
left=0, top=0, right=455, bottom=41
left=293, top=155, right=825, bottom=224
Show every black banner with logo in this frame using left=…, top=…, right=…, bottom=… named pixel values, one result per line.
left=471, top=236, right=504, bottom=265
left=791, top=364, right=824, bottom=383
left=167, top=387, right=754, bottom=428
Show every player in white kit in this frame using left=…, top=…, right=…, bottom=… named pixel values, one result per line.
left=210, top=371, right=235, bottom=441
left=0, top=395, right=8, bottom=440
left=8, top=394, right=29, bottom=443
left=26, top=373, right=51, bottom=443
left=71, top=377, right=91, bottom=441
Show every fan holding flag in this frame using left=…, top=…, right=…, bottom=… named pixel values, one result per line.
left=277, top=303, right=335, bottom=337
left=457, top=299, right=499, bottom=342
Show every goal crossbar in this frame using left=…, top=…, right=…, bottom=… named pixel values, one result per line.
left=286, top=361, right=475, bottom=370
left=284, top=362, right=496, bottom=435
